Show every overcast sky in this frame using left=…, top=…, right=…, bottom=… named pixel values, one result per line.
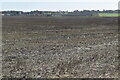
left=0, top=0, right=119, bottom=11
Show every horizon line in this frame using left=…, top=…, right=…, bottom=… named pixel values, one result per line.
left=1, top=9, right=119, bottom=12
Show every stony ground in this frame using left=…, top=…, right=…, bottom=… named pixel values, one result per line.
left=2, top=16, right=118, bottom=78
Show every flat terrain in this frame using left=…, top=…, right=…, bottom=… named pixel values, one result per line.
left=98, top=13, right=119, bottom=17
left=2, top=16, right=118, bottom=78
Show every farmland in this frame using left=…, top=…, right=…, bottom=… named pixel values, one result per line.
left=2, top=16, right=118, bottom=78
left=98, top=13, right=119, bottom=17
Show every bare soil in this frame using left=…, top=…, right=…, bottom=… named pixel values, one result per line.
left=2, top=16, right=118, bottom=78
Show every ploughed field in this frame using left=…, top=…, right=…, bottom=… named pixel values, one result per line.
left=2, top=16, right=118, bottom=78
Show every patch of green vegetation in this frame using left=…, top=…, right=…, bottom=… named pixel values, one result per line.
left=98, top=13, right=119, bottom=17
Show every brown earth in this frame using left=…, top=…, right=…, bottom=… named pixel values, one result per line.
left=2, top=16, right=118, bottom=78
